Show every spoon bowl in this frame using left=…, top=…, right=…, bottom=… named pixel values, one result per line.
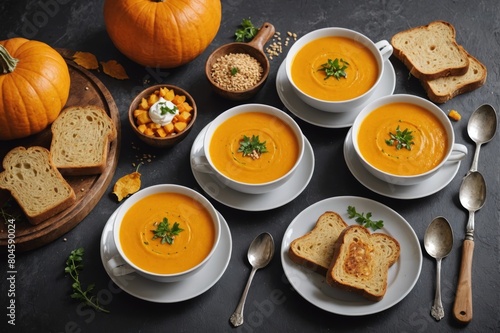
left=205, top=23, right=275, bottom=101
left=467, top=104, right=497, bottom=172
left=230, top=232, right=275, bottom=327
left=424, top=216, right=454, bottom=321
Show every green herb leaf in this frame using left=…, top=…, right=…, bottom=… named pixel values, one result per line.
left=230, top=67, right=239, bottom=76
left=64, top=248, right=109, bottom=313
left=238, top=135, right=268, bottom=159
left=318, top=58, right=349, bottom=80
left=347, top=206, right=384, bottom=231
left=235, top=18, right=259, bottom=42
left=158, top=102, right=178, bottom=115
left=385, top=125, right=414, bottom=150
left=151, top=217, right=184, bottom=245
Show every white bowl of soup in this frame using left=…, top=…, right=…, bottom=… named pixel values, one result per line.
left=285, top=27, right=393, bottom=113
left=192, top=104, right=304, bottom=194
left=351, top=94, right=467, bottom=186
left=109, top=184, right=221, bottom=283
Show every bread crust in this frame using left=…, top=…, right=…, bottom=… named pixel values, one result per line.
left=391, top=20, right=469, bottom=80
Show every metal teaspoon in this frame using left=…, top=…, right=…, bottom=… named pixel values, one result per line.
left=467, top=104, right=497, bottom=172
left=453, top=171, right=486, bottom=323
left=424, top=217, right=454, bottom=321
left=230, top=232, right=275, bottom=327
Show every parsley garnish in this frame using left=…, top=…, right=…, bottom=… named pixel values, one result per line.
left=158, top=102, right=178, bottom=116
left=235, top=18, right=258, bottom=42
left=238, top=135, right=268, bottom=159
left=230, top=67, right=239, bottom=76
left=151, top=217, right=183, bottom=245
left=318, top=58, right=349, bottom=80
left=64, top=248, right=109, bottom=313
left=347, top=206, right=384, bottom=231
left=385, top=125, right=414, bottom=150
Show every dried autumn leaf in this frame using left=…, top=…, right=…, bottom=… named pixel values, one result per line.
left=72, top=51, right=99, bottom=70
left=101, top=60, right=129, bottom=80
left=112, top=164, right=142, bottom=202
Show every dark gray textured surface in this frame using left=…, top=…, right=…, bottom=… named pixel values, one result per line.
left=1, top=0, right=499, bottom=332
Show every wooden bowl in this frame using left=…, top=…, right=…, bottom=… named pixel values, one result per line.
left=205, top=23, right=275, bottom=101
left=128, top=84, right=197, bottom=148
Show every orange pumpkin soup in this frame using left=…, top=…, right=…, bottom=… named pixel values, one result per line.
left=291, top=36, right=378, bottom=101
left=357, top=102, right=448, bottom=176
left=119, top=192, right=215, bottom=274
left=209, top=112, right=299, bottom=184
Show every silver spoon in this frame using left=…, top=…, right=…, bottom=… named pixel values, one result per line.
left=230, top=232, right=275, bottom=327
left=467, top=104, right=497, bottom=172
left=424, top=216, right=454, bottom=321
left=453, top=171, right=486, bottom=323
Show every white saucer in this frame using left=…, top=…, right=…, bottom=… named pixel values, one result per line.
left=275, top=58, right=396, bottom=128
left=343, top=128, right=461, bottom=199
left=190, top=123, right=315, bottom=211
left=100, top=208, right=232, bottom=303
left=281, top=196, right=422, bottom=316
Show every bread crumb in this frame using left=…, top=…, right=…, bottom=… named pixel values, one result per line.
left=449, top=109, right=461, bottom=121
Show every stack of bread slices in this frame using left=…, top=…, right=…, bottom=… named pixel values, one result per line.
left=288, top=211, right=400, bottom=302
left=391, top=20, right=486, bottom=103
left=0, top=106, right=116, bottom=225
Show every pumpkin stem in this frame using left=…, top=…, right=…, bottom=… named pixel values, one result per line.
left=0, top=45, right=19, bottom=74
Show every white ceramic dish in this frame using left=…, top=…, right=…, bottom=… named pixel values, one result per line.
left=100, top=208, right=232, bottom=303
left=344, top=128, right=461, bottom=199
left=276, top=58, right=395, bottom=128
left=281, top=196, right=422, bottom=316
left=190, top=123, right=314, bottom=211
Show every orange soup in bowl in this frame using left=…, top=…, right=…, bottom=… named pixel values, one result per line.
left=291, top=36, right=378, bottom=101
left=119, top=192, right=216, bottom=274
left=209, top=112, right=299, bottom=184
left=357, top=102, right=448, bottom=176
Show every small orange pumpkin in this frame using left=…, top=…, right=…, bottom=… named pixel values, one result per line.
left=103, top=0, right=222, bottom=68
left=0, top=38, right=70, bottom=141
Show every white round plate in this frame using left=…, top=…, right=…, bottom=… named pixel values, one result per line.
left=281, top=196, right=422, bottom=316
left=343, top=128, right=462, bottom=199
left=100, top=208, right=232, bottom=303
left=275, top=58, right=396, bottom=128
left=190, top=123, right=314, bottom=211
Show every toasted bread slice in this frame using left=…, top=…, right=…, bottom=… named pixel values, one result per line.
left=288, top=211, right=348, bottom=275
left=391, top=21, right=469, bottom=80
left=420, top=51, right=486, bottom=103
left=326, top=225, right=400, bottom=301
left=0, top=146, right=76, bottom=225
left=50, top=105, right=116, bottom=175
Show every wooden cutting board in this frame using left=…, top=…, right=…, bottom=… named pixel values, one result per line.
left=0, top=49, right=121, bottom=252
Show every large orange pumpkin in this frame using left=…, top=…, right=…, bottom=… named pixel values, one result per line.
left=0, top=38, right=70, bottom=141
left=103, top=0, right=222, bottom=68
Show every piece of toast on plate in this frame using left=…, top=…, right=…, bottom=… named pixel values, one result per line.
left=326, top=225, right=400, bottom=301
left=288, top=211, right=348, bottom=275
left=0, top=146, right=76, bottom=225
left=391, top=20, right=469, bottom=80
left=50, top=105, right=116, bottom=176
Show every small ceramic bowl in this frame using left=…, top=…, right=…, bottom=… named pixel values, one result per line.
left=128, top=84, right=197, bottom=148
left=108, top=184, right=221, bottom=283
left=285, top=27, right=393, bottom=113
left=351, top=94, right=467, bottom=186
left=205, top=23, right=275, bottom=101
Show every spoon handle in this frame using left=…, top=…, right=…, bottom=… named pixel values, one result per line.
left=431, top=258, right=445, bottom=320
left=453, top=239, right=474, bottom=323
left=230, top=267, right=257, bottom=327
left=470, top=143, right=481, bottom=172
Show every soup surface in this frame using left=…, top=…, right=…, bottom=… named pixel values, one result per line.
left=119, top=192, right=215, bottom=274
left=357, top=102, right=448, bottom=176
left=209, top=112, right=299, bottom=184
left=291, top=36, right=378, bottom=101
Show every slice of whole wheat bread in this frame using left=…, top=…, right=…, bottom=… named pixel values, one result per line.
left=391, top=21, right=469, bottom=80
left=0, top=146, right=76, bottom=225
left=288, top=211, right=348, bottom=275
left=50, top=105, right=116, bottom=175
left=326, top=225, right=400, bottom=302
left=420, top=50, right=487, bottom=103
